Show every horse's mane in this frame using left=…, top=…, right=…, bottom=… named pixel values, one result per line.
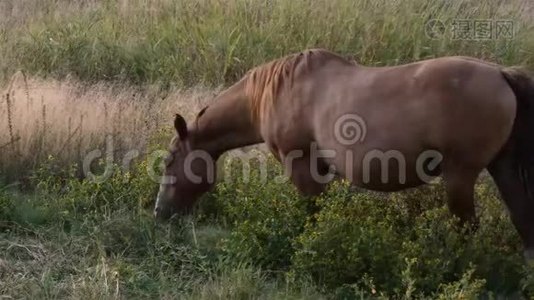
left=244, top=49, right=351, bottom=122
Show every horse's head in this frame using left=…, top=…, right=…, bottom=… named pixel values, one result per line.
left=154, top=114, right=215, bottom=220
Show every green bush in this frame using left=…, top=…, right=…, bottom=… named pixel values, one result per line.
left=292, top=179, right=524, bottom=297
left=214, top=156, right=310, bottom=269
left=434, top=268, right=486, bottom=300
left=204, top=159, right=528, bottom=297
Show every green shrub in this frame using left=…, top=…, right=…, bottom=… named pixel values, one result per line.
left=292, top=179, right=524, bottom=297
left=434, top=268, right=486, bottom=300
left=214, top=156, right=310, bottom=269
left=293, top=181, right=415, bottom=294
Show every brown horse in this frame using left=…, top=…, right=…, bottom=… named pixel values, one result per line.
left=154, top=49, right=534, bottom=258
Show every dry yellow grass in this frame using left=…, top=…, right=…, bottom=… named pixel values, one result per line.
left=0, top=73, right=218, bottom=180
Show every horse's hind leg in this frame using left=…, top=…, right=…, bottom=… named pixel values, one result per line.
left=443, top=166, right=481, bottom=225
left=488, top=149, right=534, bottom=259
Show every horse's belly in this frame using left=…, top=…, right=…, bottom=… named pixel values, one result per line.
left=354, top=176, right=427, bottom=192
left=332, top=150, right=443, bottom=191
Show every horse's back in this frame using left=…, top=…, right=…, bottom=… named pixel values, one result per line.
left=299, top=55, right=517, bottom=190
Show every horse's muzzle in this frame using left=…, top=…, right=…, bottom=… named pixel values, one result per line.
left=154, top=206, right=173, bottom=220
left=154, top=201, right=175, bottom=220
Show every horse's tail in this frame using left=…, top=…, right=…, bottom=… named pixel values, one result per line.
left=501, top=67, right=534, bottom=167
left=493, top=68, right=534, bottom=257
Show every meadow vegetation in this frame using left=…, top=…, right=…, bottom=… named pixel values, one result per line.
left=1, top=0, right=533, bottom=86
left=0, top=73, right=215, bottom=182
left=2, top=0, right=534, bottom=298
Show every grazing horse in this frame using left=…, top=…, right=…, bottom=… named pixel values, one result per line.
left=154, top=49, right=534, bottom=258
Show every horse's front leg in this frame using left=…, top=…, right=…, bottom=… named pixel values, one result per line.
left=281, top=154, right=330, bottom=196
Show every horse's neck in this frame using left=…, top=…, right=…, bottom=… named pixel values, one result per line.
left=192, top=82, right=263, bottom=157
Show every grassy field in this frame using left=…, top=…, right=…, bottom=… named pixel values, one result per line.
left=1, top=0, right=533, bottom=86
left=2, top=0, right=534, bottom=298
left=1, top=157, right=532, bottom=298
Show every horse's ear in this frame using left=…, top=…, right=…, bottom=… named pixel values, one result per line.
left=174, top=114, right=188, bottom=140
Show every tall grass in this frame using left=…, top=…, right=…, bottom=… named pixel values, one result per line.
left=1, top=0, right=533, bottom=180
left=1, top=0, right=533, bottom=86
left=0, top=74, right=216, bottom=181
